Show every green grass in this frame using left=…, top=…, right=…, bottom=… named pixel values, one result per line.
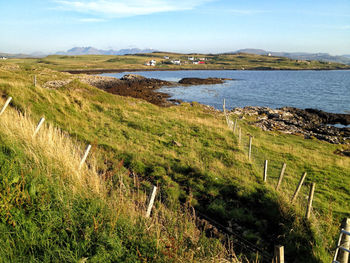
left=0, top=63, right=350, bottom=262
left=0, top=133, right=165, bottom=262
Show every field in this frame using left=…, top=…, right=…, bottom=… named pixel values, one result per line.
left=4, top=52, right=350, bottom=72
left=0, top=59, right=349, bottom=262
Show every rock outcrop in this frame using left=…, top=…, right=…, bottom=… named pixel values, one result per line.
left=178, top=77, right=231, bottom=85
left=231, top=106, right=350, bottom=144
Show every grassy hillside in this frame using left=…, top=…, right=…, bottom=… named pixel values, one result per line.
left=0, top=68, right=230, bottom=262
left=0, top=62, right=349, bottom=262
left=3, top=52, right=350, bottom=72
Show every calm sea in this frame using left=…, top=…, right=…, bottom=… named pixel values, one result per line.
left=101, top=70, right=350, bottom=114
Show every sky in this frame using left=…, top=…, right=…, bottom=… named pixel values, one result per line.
left=0, top=0, right=349, bottom=55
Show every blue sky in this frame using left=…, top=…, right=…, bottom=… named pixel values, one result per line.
left=0, top=0, right=349, bottom=54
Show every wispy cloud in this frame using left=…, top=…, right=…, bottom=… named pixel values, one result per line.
left=227, top=9, right=267, bottom=15
left=54, top=0, right=213, bottom=17
left=78, top=18, right=106, bottom=22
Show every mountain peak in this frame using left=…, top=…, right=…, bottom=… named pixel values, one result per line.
left=56, top=47, right=157, bottom=56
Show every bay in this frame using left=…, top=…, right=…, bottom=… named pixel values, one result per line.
left=101, top=70, right=350, bottom=114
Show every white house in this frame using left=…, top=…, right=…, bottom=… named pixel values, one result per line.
left=0, top=56, right=7, bottom=60
left=145, top=59, right=156, bottom=66
left=164, top=56, right=170, bottom=59
left=171, top=60, right=181, bottom=65
left=199, top=57, right=206, bottom=61
left=193, top=61, right=199, bottom=65
left=188, top=57, right=195, bottom=61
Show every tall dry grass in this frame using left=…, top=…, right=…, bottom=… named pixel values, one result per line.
left=0, top=99, right=104, bottom=197
left=0, top=97, right=237, bottom=262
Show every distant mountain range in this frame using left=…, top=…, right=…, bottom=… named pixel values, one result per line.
left=227, top=49, right=350, bottom=65
left=1, top=47, right=157, bottom=58
left=55, top=47, right=158, bottom=56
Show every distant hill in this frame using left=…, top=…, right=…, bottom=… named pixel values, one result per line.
left=227, top=49, right=350, bottom=65
left=0, top=47, right=158, bottom=58
left=0, top=52, right=33, bottom=59
left=55, top=47, right=158, bottom=56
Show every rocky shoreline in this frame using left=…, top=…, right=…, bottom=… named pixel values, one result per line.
left=231, top=106, right=350, bottom=144
left=44, top=74, right=229, bottom=107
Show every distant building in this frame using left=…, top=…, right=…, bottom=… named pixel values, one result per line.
left=163, top=56, right=170, bottom=59
left=198, top=61, right=205, bottom=64
left=145, top=59, right=156, bottom=66
left=193, top=61, right=199, bottom=65
left=199, top=57, right=206, bottom=61
left=267, top=53, right=272, bottom=57
left=0, top=56, right=7, bottom=60
left=171, top=60, right=181, bottom=65
left=188, top=57, right=195, bottom=61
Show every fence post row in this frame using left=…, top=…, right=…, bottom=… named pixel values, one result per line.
left=291, top=172, right=307, bottom=203
left=305, top=182, right=316, bottom=219
left=79, top=144, right=91, bottom=169
left=33, top=117, right=45, bottom=137
left=33, top=75, right=37, bottom=87
left=0, top=97, right=13, bottom=116
left=146, top=185, right=157, bottom=218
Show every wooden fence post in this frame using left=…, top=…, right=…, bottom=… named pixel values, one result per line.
left=291, top=172, right=307, bottom=203
left=0, top=97, right=12, bottom=116
left=33, top=75, right=37, bottom=87
left=263, top=160, right=268, bottom=182
left=248, top=135, right=253, bottom=160
left=233, top=119, right=237, bottom=134
left=274, top=245, right=284, bottom=263
left=305, top=182, right=316, bottom=219
left=276, top=163, right=287, bottom=190
left=33, top=117, right=45, bottom=137
left=79, top=144, right=91, bottom=169
left=146, top=185, right=157, bottom=218
left=223, top=98, right=226, bottom=113
left=339, top=218, right=350, bottom=263
left=229, top=120, right=233, bottom=129
left=238, top=127, right=242, bottom=146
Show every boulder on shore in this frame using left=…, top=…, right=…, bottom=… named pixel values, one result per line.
left=178, top=77, right=231, bottom=85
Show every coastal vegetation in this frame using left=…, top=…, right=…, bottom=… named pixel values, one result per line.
left=0, top=60, right=349, bottom=262
left=3, top=52, right=350, bottom=72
